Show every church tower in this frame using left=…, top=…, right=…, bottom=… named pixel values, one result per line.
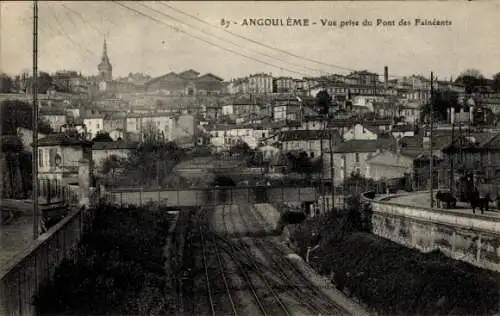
left=97, top=37, right=112, bottom=82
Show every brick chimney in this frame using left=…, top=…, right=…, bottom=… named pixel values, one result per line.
left=384, top=66, right=388, bottom=90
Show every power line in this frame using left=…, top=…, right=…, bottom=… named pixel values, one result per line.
left=61, top=3, right=104, bottom=36
left=159, top=1, right=407, bottom=79
left=112, top=1, right=312, bottom=78
left=136, top=2, right=328, bottom=76
left=38, top=20, right=94, bottom=70
left=45, top=4, right=98, bottom=62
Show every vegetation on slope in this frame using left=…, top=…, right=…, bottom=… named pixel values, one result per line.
left=35, top=204, right=175, bottom=315
left=289, top=197, right=500, bottom=315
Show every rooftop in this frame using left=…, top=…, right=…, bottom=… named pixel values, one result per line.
left=279, top=129, right=342, bottom=142
left=36, top=133, right=92, bottom=147
left=334, top=136, right=395, bottom=153
left=92, top=140, right=139, bottom=150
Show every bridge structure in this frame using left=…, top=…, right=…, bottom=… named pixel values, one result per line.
left=106, top=185, right=318, bottom=207
left=364, top=191, right=500, bottom=273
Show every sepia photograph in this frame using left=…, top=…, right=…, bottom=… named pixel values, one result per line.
left=1, top=1, right=500, bottom=315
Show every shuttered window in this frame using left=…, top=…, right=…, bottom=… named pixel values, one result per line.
left=38, top=149, right=44, bottom=167
left=49, top=148, right=57, bottom=167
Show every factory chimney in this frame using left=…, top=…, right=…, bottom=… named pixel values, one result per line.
left=384, top=66, right=389, bottom=90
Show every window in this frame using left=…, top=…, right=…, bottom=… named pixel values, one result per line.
left=49, top=148, right=57, bottom=167
left=97, top=123, right=100, bottom=129
left=310, top=152, right=315, bottom=158
left=215, top=131, right=219, bottom=137
left=38, top=149, right=44, bottom=167
left=262, top=132, right=265, bottom=138
left=355, top=153, right=360, bottom=163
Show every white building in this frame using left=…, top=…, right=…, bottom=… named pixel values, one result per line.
left=83, top=114, right=105, bottom=139
left=343, top=123, right=379, bottom=141
left=248, top=73, right=273, bottom=94
left=209, top=123, right=273, bottom=150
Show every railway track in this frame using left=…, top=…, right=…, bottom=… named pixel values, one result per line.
left=198, top=207, right=237, bottom=315
left=223, top=204, right=291, bottom=316
left=237, top=203, right=351, bottom=315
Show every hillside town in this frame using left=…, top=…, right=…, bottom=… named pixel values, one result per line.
left=3, top=2, right=500, bottom=316
left=2, top=39, right=500, bottom=207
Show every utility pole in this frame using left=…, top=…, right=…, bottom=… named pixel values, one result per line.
left=32, top=0, right=39, bottom=240
left=329, top=129, right=335, bottom=211
left=450, top=122, right=455, bottom=195
left=429, top=71, right=434, bottom=210
left=320, top=115, right=326, bottom=212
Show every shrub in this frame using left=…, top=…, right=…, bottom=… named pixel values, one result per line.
left=35, top=204, right=173, bottom=315
left=311, top=233, right=500, bottom=315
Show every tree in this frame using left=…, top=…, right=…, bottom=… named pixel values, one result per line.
left=101, top=155, right=125, bottom=181
left=492, top=72, right=500, bottom=92
left=420, top=90, right=459, bottom=123
left=124, top=140, right=185, bottom=186
left=229, top=141, right=251, bottom=156
left=142, top=120, right=164, bottom=142
left=455, top=69, right=487, bottom=94
left=461, top=68, right=483, bottom=78
left=315, top=89, right=331, bottom=115
left=0, top=73, right=14, bottom=93
left=1, top=100, right=52, bottom=135
left=24, top=72, right=53, bottom=94
left=92, top=131, right=114, bottom=142
left=286, top=151, right=322, bottom=178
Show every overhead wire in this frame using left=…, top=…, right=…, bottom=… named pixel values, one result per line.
left=135, top=2, right=329, bottom=76
left=111, top=1, right=314, bottom=78
left=44, top=2, right=431, bottom=84
left=157, top=1, right=408, bottom=79
left=38, top=12, right=92, bottom=69
left=45, top=3, right=98, bottom=62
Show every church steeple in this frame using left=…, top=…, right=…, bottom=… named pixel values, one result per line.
left=98, top=36, right=112, bottom=82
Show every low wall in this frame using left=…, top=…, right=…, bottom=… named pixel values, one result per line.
left=0, top=207, right=94, bottom=316
left=370, top=196, right=500, bottom=273
left=108, top=187, right=318, bottom=207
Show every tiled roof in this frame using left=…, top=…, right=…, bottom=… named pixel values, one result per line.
left=391, top=124, right=414, bottom=132
left=327, top=118, right=356, bottom=128
left=37, top=133, right=92, bottom=147
left=83, top=113, right=104, bottom=119
left=39, top=109, right=66, bottom=116
left=334, top=136, right=395, bottom=153
left=92, top=140, right=139, bottom=150
left=279, top=130, right=341, bottom=142
left=408, top=131, right=493, bottom=149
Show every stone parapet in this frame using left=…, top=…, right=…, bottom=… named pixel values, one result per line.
left=370, top=195, right=500, bottom=273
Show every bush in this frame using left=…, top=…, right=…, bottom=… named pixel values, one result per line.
left=312, top=233, right=500, bottom=315
left=35, top=204, right=173, bottom=315
left=289, top=204, right=499, bottom=315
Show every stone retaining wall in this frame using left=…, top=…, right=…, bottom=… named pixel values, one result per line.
left=371, top=197, right=500, bottom=273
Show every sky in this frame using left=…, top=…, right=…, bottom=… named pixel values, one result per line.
left=1, top=1, right=500, bottom=81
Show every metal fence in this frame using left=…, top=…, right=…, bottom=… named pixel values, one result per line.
left=106, top=186, right=318, bottom=207
left=0, top=207, right=94, bottom=316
